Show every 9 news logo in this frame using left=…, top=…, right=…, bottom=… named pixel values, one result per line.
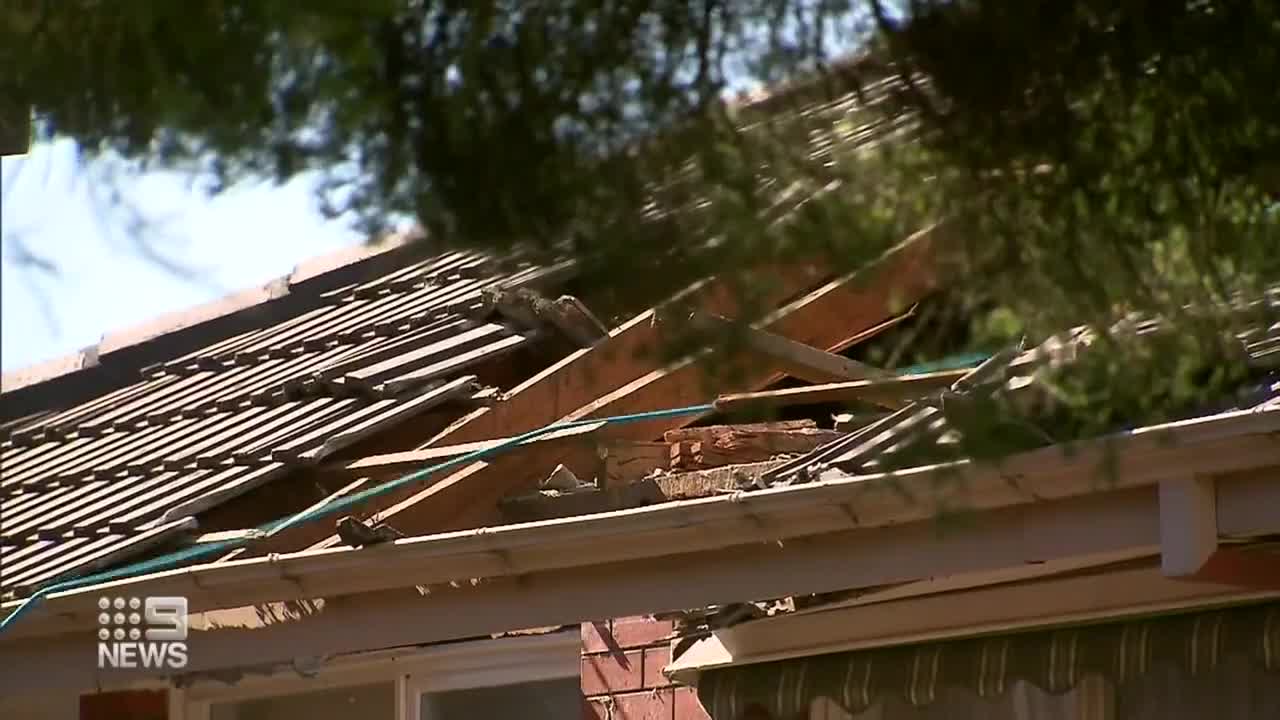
left=95, top=595, right=189, bottom=670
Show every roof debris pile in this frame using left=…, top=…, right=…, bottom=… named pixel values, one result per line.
left=504, top=298, right=1280, bottom=550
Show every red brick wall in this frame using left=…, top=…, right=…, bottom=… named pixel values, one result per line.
left=581, top=617, right=710, bottom=720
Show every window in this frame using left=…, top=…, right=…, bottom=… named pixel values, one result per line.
left=418, top=677, right=582, bottom=720
left=208, top=681, right=396, bottom=720
left=185, top=630, right=581, bottom=720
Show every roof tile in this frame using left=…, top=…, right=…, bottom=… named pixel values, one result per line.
left=0, top=246, right=558, bottom=598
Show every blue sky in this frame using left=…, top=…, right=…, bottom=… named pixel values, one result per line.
left=1, top=140, right=362, bottom=371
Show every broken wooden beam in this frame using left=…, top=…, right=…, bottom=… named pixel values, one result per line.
left=691, top=313, right=899, bottom=404
left=711, top=368, right=971, bottom=414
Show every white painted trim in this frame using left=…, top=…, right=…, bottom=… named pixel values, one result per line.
left=665, top=564, right=1279, bottom=683
left=184, top=630, right=578, bottom=720
left=404, top=635, right=578, bottom=720
left=1159, top=475, right=1218, bottom=576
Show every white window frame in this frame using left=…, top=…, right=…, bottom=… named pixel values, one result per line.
left=402, top=633, right=580, bottom=720
left=181, top=630, right=579, bottom=720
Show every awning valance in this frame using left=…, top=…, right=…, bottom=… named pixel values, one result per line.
left=697, top=600, right=1280, bottom=719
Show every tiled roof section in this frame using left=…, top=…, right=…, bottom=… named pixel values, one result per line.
left=0, top=235, right=431, bottom=423
left=0, top=250, right=559, bottom=597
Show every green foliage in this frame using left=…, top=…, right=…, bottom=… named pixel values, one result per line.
left=5, top=0, right=1278, bottom=429
left=879, top=0, right=1280, bottom=331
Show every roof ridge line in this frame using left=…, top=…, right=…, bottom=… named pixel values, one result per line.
left=1, top=230, right=421, bottom=396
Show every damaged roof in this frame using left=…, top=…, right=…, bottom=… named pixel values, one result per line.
left=0, top=242, right=570, bottom=598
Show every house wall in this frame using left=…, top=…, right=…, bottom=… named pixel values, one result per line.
left=581, top=616, right=709, bottom=720
left=0, top=689, right=81, bottom=720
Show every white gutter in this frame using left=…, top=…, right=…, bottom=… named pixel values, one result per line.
left=3, top=406, right=1275, bottom=642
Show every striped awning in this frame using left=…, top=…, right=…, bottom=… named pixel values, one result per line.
left=697, top=601, right=1280, bottom=719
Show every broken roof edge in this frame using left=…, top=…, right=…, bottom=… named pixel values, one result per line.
left=0, top=230, right=425, bottom=417
left=5, top=404, right=1275, bottom=642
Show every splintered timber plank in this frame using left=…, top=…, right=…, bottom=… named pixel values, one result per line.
left=692, top=312, right=895, bottom=398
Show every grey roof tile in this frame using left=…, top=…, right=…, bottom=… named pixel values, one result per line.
left=0, top=247, right=555, bottom=597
